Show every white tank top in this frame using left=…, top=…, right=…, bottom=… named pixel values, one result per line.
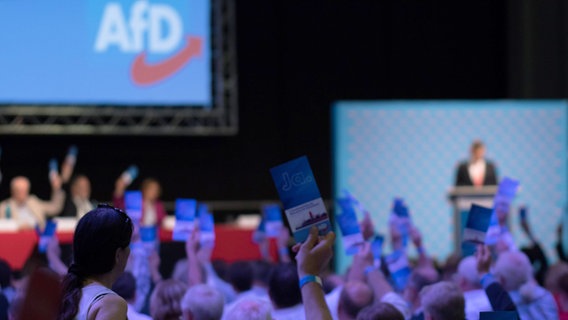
left=75, top=283, right=118, bottom=320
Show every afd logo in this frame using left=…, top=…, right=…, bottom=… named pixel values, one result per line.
left=94, top=0, right=202, bottom=86
left=281, top=172, right=313, bottom=192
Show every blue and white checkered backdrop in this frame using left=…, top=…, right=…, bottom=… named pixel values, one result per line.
left=333, top=100, right=567, bottom=274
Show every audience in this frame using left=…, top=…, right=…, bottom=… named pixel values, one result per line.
left=224, top=298, right=272, bottom=320
left=112, top=271, right=151, bottom=320
left=149, top=279, right=187, bottom=320
left=268, top=263, right=304, bottom=320
left=493, top=251, right=558, bottom=320
left=420, top=281, right=465, bottom=320
left=455, top=256, right=492, bottom=320
left=181, top=284, right=224, bottom=320
left=0, top=176, right=64, bottom=229
left=3, top=158, right=568, bottom=320
left=57, top=204, right=133, bottom=320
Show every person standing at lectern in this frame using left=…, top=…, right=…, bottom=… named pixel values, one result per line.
left=455, top=140, right=498, bottom=187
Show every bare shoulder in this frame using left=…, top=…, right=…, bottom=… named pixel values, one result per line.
left=89, top=294, right=128, bottom=320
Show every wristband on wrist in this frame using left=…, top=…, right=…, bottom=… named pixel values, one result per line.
left=299, top=274, right=322, bottom=289
left=278, top=247, right=289, bottom=256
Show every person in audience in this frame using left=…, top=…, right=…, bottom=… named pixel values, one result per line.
left=250, top=260, right=273, bottom=299
left=420, top=281, right=465, bottom=320
left=223, top=261, right=264, bottom=317
left=224, top=298, right=272, bottom=320
left=455, top=256, right=492, bottom=320
left=112, top=271, right=152, bottom=320
left=455, top=140, right=498, bottom=187
left=181, top=284, right=224, bottom=320
left=403, top=267, right=439, bottom=320
left=356, top=302, right=404, bottom=320
left=475, top=244, right=518, bottom=313
left=0, top=176, right=64, bottom=229
left=149, top=279, right=187, bottom=320
left=493, top=250, right=558, bottom=319
left=59, top=175, right=94, bottom=218
left=114, top=176, right=166, bottom=227
left=57, top=204, right=133, bottom=320
left=0, top=260, right=15, bottom=304
left=268, top=263, right=304, bottom=320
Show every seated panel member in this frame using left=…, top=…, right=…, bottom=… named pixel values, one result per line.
left=0, top=176, right=64, bottom=229
left=455, top=140, right=498, bottom=187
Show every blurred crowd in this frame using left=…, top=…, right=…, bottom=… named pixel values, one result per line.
left=0, top=147, right=567, bottom=320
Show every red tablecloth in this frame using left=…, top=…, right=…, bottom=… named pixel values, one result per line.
left=0, top=225, right=277, bottom=270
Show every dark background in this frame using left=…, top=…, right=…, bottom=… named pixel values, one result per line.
left=0, top=1, right=515, bottom=206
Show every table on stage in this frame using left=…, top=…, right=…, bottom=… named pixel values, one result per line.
left=0, top=225, right=278, bottom=276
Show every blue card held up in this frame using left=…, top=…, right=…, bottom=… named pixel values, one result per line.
left=172, top=199, right=197, bottom=241
left=252, top=217, right=266, bottom=244
left=198, top=204, right=215, bottom=247
left=336, top=197, right=365, bottom=255
left=65, top=145, right=78, bottom=165
left=270, top=156, right=332, bottom=243
left=371, top=235, right=384, bottom=268
left=263, top=204, right=284, bottom=238
left=48, top=158, right=58, bottom=181
left=386, top=250, right=411, bottom=292
left=121, top=165, right=139, bottom=185
left=390, top=198, right=411, bottom=247
left=463, top=204, right=494, bottom=244
left=124, top=191, right=143, bottom=223
left=140, top=225, right=158, bottom=252
left=38, top=220, right=57, bottom=253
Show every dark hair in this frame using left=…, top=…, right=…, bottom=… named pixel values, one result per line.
left=268, top=263, right=301, bottom=309
left=58, top=205, right=133, bottom=320
left=471, top=140, right=485, bottom=150
left=356, top=302, right=404, bottom=320
left=0, top=259, right=11, bottom=288
left=112, top=272, right=136, bottom=301
left=212, top=260, right=229, bottom=281
left=252, top=260, right=273, bottom=286
left=228, top=261, right=254, bottom=293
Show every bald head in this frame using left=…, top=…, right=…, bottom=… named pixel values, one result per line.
left=338, top=281, right=374, bottom=320
left=456, top=256, right=481, bottom=291
left=11, top=177, right=30, bottom=204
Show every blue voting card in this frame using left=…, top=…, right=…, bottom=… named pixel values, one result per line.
left=48, top=158, right=58, bottom=180
left=391, top=198, right=411, bottom=247
left=463, top=204, right=494, bottom=244
left=140, top=225, right=158, bottom=252
left=371, top=235, right=384, bottom=267
left=336, top=197, right=364, bottom=255
left=496, top=177, right=520, bottom=200
left=386, top=250, right=411, bottom=292
left=65, top=145, right=78, bottom=165
left=38, top=220, right=57, bottom=253
left=343, top=189, right=366, bottom=213
left=121, top=165, right=139, bottom=185
left=124, top=191, right=143, bottom=223
left=479, top=311, right=518, bottom=320
left=263, top=204, right=284, bottom=238
left=252, top=217, right=266, bottom=244
left=198, top=204, right=215, bottom=247
left=270, top=156, right=332, bottom=242
left=173, top=199, right=197, bottom=241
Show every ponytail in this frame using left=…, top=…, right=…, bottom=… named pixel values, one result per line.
left=58, top=264, right=84, bottom=320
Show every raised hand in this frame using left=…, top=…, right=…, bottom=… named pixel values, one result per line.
left=295, top=227, right=335, bottom=278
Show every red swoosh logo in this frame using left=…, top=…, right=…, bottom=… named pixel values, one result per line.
left=131, top=36, right=202, bottom=86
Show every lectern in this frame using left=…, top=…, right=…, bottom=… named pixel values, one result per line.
left=447, top=186, right=497, bottom=255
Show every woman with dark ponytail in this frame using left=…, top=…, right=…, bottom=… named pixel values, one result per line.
left=58, top=204, right=133, bottom=320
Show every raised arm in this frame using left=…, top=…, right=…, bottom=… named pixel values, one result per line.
left=476, top=244, right=518, bottom=312
left=186, top=230, right=204, bottom=287
left=294, top=227, right=335, bottom=320
left=42, top=174, right=65, bottom=217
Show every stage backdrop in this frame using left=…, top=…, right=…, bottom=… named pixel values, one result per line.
left=333, top=100, right=567, bottom=274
